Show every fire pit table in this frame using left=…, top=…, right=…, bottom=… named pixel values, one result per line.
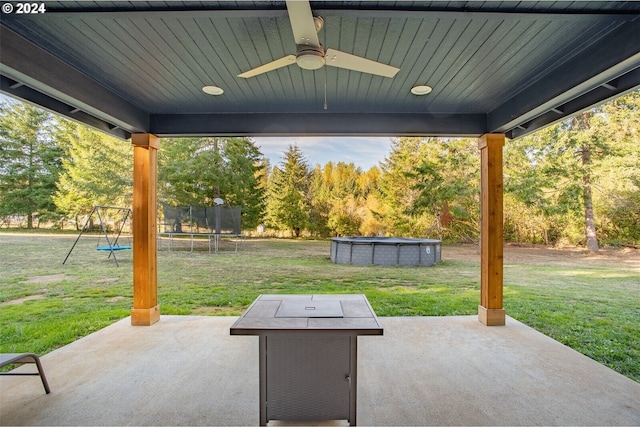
left=230, top=294, right=383, bottom=426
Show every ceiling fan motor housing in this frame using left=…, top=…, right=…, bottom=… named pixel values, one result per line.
left=296, top=44, right=326, bottom=70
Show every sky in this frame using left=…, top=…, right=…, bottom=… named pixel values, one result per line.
left=254, top=136, right=393, bottom=170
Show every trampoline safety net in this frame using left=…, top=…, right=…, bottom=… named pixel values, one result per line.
left=161, top=204, right=241, bottom=235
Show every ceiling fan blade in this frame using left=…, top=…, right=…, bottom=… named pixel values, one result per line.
left=286, top=0, right=320, bottom=47
left=325, top=48, right=400, bottom=78
left=238, top=55, right=297, bottom=78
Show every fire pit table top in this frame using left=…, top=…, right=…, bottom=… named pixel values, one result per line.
left=230, top=294, right=383, bottom=335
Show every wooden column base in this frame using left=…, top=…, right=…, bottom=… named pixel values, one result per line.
left=478, top=305, right=505, bottom=326
left=131, top=306, right=160, bottom=326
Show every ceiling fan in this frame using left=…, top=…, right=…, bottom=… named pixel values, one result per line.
left=237, top=0, right=400, bottom=79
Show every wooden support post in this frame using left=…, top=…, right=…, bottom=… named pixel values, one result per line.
left=478, top=134, right=505, bottom=326
left=131, top=134, right=160, bottom=326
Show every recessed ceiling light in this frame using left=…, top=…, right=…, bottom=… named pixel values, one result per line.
left=202, top=85, right=224, bottom=95
left=411, top=85, right=433, bottom=96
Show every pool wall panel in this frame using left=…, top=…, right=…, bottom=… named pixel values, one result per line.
left=372, top=244, right=398, bottom=265
left=351, top=244, right=373, bottom=265
left=333, top=241, right=352, bottom=264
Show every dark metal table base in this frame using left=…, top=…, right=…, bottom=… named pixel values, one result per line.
left=260, top=333, right=358, bottom=425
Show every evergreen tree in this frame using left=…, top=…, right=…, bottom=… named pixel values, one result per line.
left=53, top=120, right=132, bottom=224
left=377, top=137, right=432, bottom=236
left=264, top=145, right=311, bottom=237
left=357, top=166, right=381, bottom=197
left=0, top=101, right=62, bottom=228
left=308, top=161, right=367, bottom=237
left=410, top=138, right=480, bottom=241
left=308, top=163, right=332, bottom=237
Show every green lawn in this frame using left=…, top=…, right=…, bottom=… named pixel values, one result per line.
left=0, top=233, right=638, bottom=383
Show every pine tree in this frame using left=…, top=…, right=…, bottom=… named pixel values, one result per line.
left=410, top=138, right=480, bottom=241
left=0, top=101, right=62, bottom=228
left=377, top=137, right=432, bottom=236
left=53, top=120, right=132, bottom=225
left=264, top=145, right=311, bottom=237
left=308, top=163, right=332, bottom=237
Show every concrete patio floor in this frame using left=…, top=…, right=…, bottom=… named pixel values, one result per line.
left=1, top=315, right=639, bottom=426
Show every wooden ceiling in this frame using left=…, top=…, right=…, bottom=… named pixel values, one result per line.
left=1, top=1, right=639, bottom=139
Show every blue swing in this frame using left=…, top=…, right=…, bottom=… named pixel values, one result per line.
left=96, top=244, right=132, bottom=251
left=94, top=207, right=132, bottom=261
left=63, top=206, right=132, bottom=267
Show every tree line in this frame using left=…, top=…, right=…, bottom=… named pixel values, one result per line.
left=1, top=91, right=638, bottom=250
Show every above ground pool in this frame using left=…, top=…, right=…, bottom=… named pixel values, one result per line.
left=330, top=237, right=442, bottom=266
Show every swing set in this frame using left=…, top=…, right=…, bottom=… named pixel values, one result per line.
left=62, top=206, right=132, bottom=267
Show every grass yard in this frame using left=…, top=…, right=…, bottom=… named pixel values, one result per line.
left=0, top=232, right=638, bottom=383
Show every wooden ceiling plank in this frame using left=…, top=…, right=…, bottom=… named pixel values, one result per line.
left=94, top=17, right=188, bottom=109
left=422, top=17, right=495, bottom=112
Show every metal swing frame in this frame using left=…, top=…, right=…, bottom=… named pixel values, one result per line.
left=62, top=206, right=132, bottom=267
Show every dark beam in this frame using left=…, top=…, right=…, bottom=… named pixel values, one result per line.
left=507, top=68, right=640, bottom=139
left=316, top=9, right=635, bottom=22
left=488, top=19, right=640, bottom=137
left=149, top=112, right=487, bottom=137
left=0, top=26, right=149, bottom=134
left=33, top=6, right=638, bottom=22
left=1, top=76, right=131, bottom=139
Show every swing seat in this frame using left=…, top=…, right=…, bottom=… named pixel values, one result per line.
left=96, top=245, right=132, bottom=251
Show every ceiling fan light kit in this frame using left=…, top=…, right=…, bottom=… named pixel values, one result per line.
left=296, top=46, right=326, bottom=70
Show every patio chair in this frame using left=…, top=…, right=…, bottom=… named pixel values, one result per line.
left=0, top=353, right=51, bottom=393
